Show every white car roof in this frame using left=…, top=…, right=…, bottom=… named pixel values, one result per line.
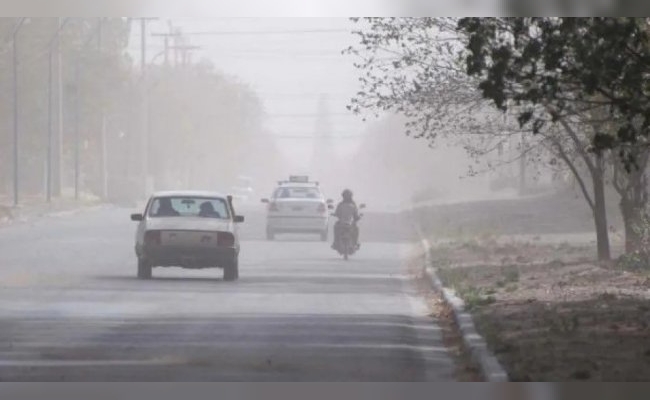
left=276, top=182, right=320, bottom=188
left=150, top=190, right=227, bottom=199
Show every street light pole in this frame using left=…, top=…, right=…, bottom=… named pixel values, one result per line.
left=47, top=49, right=53, bottom=203
left=74, top=60, right=80, bottom=201
left=47, top=17, right=69, bottom=203
left=133, top=17, right=158, bottom=196
left=98, top=18, right=108, bottom=200
left=12, top=18, right=26, bottom=207
left=141, top=19, right=150, bottom=196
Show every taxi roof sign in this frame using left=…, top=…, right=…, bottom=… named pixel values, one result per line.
left=289, top=175, right=309, bottom=183
left=278, top=176, right=319, bottom=186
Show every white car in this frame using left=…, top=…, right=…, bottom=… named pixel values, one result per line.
left=130, top=190, right=244, bottom=281
left=261, top=176, right=333, bottom=241
left=230, top=176, right=255, bottom=205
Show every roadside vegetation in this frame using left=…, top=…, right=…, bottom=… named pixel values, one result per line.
left=429, top=232, right=650, bottom=381
left=348, top=18, right=650, bottom=381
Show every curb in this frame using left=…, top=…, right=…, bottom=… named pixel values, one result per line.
left=408, top=207, right=509, bottom=382
left=420, top=237, right=509, bottom=382
left=44, top=203, right=110, bottom=218
left=0, top=202, right=111, bottom=227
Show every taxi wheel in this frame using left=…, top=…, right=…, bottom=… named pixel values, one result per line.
left=223, top=259, right=239, bottom=282
left=137, top=258, right=152, bottom=279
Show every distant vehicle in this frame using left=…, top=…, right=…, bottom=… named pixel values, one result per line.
left=230, top=176, right=255, bottom=205
left=261, top=176, right=333, bottom=241
left=130, top=190, right=245, bottom=281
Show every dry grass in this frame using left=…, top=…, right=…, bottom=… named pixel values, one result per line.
left=431, top=238, right=650, bottom=381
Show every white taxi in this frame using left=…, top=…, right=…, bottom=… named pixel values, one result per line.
left=130, top=191, right=244, bottom=281
left=261, top=176, right=333, bottom=241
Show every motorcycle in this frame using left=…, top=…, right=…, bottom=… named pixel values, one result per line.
left=332, top=204, right=365, bottom=260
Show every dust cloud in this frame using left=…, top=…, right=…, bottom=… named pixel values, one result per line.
left=0, top=17, right=533, bottom=214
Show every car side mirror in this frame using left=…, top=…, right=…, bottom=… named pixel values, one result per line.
left=131, top=213, right=143, bottom=222
left=234, top=215, right=245, bottom=223
left=261, top=198, right=269, bottom=203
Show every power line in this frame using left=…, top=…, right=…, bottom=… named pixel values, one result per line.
left=266, top=113, right=357, bottom=119
left=150, top=29, right=351, bottom=36
left=270, top=135, right=367, bottom=139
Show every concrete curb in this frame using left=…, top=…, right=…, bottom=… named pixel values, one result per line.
left=408, top=207, right=509, bottom=382
left=420, top=237, right=509, bottom=382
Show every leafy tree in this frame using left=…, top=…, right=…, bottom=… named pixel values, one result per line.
left=0, top=18, right=132, bottom=200
left=0, top=18, right=270, bottom=204
left=146, top=59, right=266, bottom=192
left=346, top=18, right=650, bottom=261
left=457, top=17, right=650, bottom=260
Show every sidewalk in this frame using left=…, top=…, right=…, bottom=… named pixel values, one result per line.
left=0, top=194, right=105, bottom=227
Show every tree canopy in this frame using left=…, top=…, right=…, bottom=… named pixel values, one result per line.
left=458, top=17, right=650, bottom=164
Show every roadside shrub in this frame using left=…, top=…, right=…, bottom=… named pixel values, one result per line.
left=617, top=209, right=650, bottom=272
left=617, top=251, right=650, bottom=272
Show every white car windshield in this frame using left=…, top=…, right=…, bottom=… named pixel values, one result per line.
left=148, top=197, right=230, bottom=219
left=274, top=187, right=322, bottom=199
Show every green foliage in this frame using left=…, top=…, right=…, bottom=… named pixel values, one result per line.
left=458, top=286, right=497, bottom=310
left=437, top=267, right=497, bottom=310
left=458, top=17, right=650, bottom=161
left=616, top=208, right=650, bottom=272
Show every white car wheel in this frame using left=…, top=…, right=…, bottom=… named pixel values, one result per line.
left=137, top=258, right=152, bottom=279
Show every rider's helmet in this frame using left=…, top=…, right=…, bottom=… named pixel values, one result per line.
left=342, top=189, right=353, bottom=201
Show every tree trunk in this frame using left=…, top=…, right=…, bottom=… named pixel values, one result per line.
left=621, top=199, right=643, bottom=253
left=592, top=162, right=611, bottom=261
left=611, top=149, right=649, bottom=256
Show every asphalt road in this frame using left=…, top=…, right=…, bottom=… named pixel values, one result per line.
left=0, top=205, right=456, bottom=381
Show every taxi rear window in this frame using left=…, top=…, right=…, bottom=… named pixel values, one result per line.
left=274, top=187, right=321, bottom=199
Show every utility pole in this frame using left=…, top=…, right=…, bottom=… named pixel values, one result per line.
left=141, top=18, right=149, bottom=196
left=47, top=46, right=53, bottom=203
left=151, top=21, right=180, bottom=69
left=97, top=17, right=108, bottom=200
left=56, top=17, right=65, bottom=198
left=12, top=18, right=26, bottom=207
left=13, top=24, right=18, bottom=206
left=132, top=18, right=157, bottom=196
left=47, top=18, right=69, bottom=203
left=71, top=18, right=104, bottom=201
left=168, top=44, right=200, bottom=67
left=74, top=60, right=80, bottom=200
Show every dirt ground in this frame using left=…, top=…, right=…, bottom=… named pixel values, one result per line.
left=430, top=238, right=650, bottom=381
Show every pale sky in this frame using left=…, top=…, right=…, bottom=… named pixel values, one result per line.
left=130, top=17, right=371, bottom=170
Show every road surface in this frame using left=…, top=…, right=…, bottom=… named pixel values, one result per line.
left=0, top=205, right=456, bottom=381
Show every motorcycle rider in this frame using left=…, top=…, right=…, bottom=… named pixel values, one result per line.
left=332, top=189, right=361, bottom=251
